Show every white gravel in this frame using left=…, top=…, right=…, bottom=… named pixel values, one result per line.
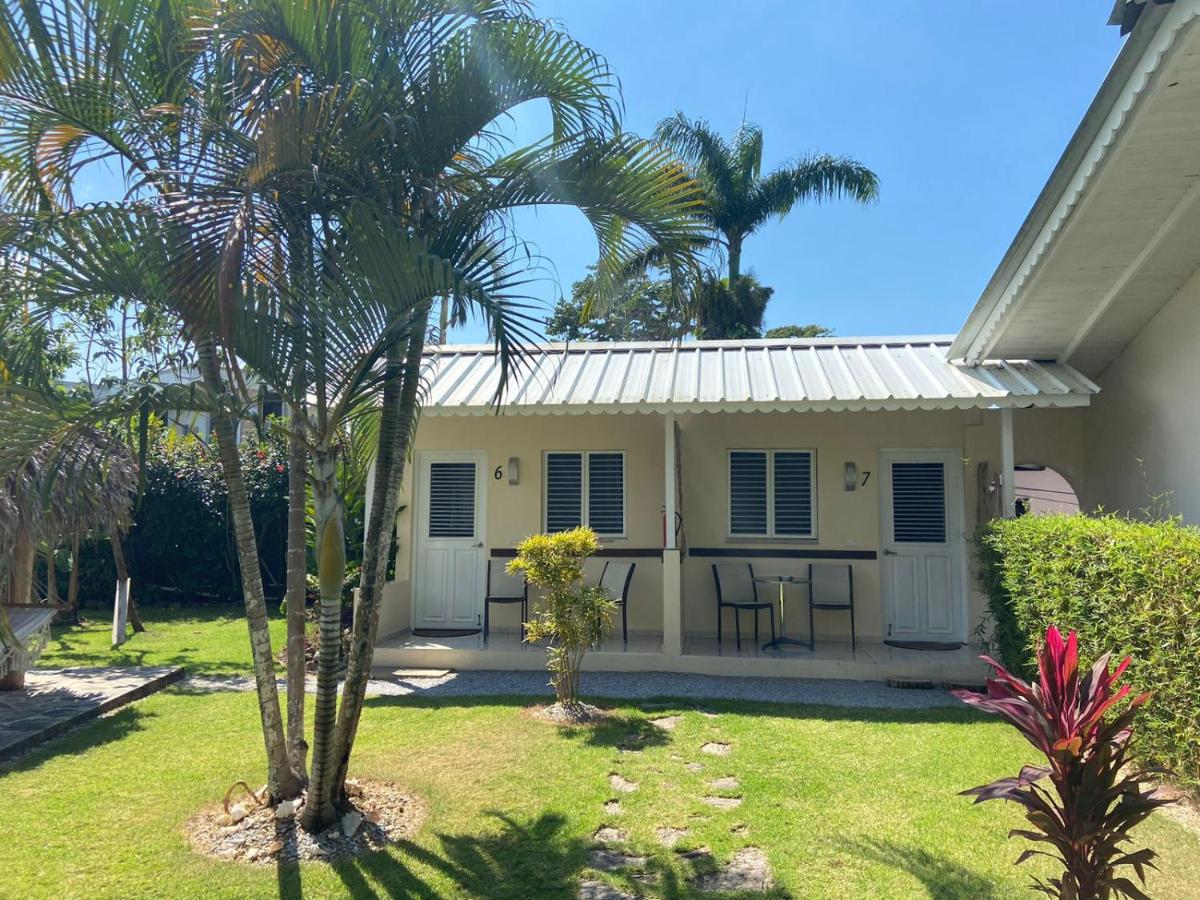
left=182, top=668, right=964, bottom=711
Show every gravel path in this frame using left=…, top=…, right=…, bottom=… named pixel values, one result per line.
left=183, top=669, right=963, bottom=710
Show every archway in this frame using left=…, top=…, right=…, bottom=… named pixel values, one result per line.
left=1014, top=464, right=1079, bottom=516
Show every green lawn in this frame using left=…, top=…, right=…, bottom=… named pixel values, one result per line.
left=38, top=604, right=285, bottom=676
left=7, top=607, right=1199, bottom=899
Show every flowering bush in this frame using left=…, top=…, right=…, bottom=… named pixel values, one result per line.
left=955, top=627, right=1171, bottom=898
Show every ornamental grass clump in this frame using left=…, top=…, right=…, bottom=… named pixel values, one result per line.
left=954, top=626, right=1172, bottom=899
left=508, top=527, right=616, bottom=720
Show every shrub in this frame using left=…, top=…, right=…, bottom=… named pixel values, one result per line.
left=76, top=429, right=289, bottom=605
left=976, top=513, right=1200, bottom=788
left=507, top=527, right=616, bottom=713
left=955, top=627, right=1170, bottom=899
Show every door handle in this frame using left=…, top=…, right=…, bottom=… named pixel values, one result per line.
left=882, top=549, right=897, bottom=556
left=473, top=542, right=484, bottom=548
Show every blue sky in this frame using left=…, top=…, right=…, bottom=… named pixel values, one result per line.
left=72, top=3, right=1127, bottom=348
left=460, top=1, right=1125, bottom=342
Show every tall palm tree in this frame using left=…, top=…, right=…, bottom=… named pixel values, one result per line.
left=654, top=113, right=879, bottom=288
left=1, top=0, right=704, bottom=832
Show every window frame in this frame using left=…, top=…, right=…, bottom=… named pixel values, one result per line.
left=727, top=448, right=818, bottom=540
left=542, top=450, right=627, bottom=539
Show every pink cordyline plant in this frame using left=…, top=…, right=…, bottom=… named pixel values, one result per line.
left=954, top=626, right=1172, bottom=899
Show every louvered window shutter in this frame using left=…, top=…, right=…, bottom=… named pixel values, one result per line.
left=774, top=451, right=814, bottom=536
left=587, top=453, right=625, bottom=536
left=427, top=462, right=476, bottom=538
left=546, top=453, right=583, bottom=532
left=729, top=451, right=768, bottom=535
left=891, top=462, right=947, bottom=543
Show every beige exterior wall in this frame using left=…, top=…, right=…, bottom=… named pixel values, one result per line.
left=377, top=404, right=1086, bottom=645
left=1083, top=266, right=1200, bottom=523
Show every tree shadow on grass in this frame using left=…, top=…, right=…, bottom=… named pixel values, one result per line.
left=315, top=810, right=588, bottom=900
left=563, top=713, right=673, bottom=752
left=847, top=837, right=998, bottom=899
left=0, top=704, right=150, bottom=775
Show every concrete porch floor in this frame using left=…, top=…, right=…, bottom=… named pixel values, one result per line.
left=374, top=628, right=988, bottom=685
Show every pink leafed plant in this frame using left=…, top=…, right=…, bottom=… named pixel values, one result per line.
left=954, top=626, right=1172, bottom=899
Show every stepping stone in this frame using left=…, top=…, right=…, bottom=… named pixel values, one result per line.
left=579, top=880, right=635, bottom=900
left=587, top=849, right=647, bottom=872
left=700, top=742, right=731, bottom=756
left=707, top=776, right=740, bottom=791
left=602, top=800, right=623, bottom=815
left=649, top=715, right=683, bottom=731
left=609, top=774, right=638, bottom=793
left=593, top=827, right=628, bottom=844
left=655, top=825, right=690, bottom=848
left=693, top=846, right=772, bottom=893
left=685, top=762, right=704, bottom=773
left=702, top=795, right=743, bottom=810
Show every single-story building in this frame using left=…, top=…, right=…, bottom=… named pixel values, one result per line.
left=371, top=0, right=1200, bottom=682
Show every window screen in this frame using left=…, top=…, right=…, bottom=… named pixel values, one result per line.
left=891, top=461, right=946, bottom=543
left=545, top=453, right=583, bottom=532
left=427, top=461, right=476, bottom=538
left=587, top=453, right=625, bottom=536
left=773, top=452, right=814, bottom=536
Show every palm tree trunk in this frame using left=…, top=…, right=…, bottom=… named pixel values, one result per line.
left=329, top=329, right=424, bottom=795
left=196, top=338, right=303, bottom=802
left=64, top=531, right=80, bottom=624
left=111, top=535, right=145, bottom=632
left=44, top=540, right=58, bottom=606
left=298, top=444, right=345, bottom=831
left=285, top=415, right=309, bottom=780
left=727, top=232, right=742, bottom=288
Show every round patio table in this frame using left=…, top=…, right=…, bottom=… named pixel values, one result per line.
left=753, top=574, right=811, bottom=651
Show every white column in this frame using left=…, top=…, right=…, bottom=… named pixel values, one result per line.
left=1000, top=406, right=1016, bottom=518
left=662, top=412, right=683, bottom=656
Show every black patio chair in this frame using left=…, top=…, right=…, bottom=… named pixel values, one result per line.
left=712, top=562, right=775, bottom=651
left=483, top=558, right=528, bottom=643
left=598, top=561, right=636, bottom=643
left=807, top=563, right=855, bottom=651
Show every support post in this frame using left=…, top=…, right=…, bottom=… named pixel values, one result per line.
left=1000, top=406, right=1016, bottom=518
left=662, top=413, right=682, bottom=656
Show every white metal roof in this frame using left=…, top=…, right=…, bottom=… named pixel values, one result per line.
left=420, top=337, right=1097, bottom=416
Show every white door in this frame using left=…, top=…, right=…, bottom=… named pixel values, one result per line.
left=413, top=452, right=486, bottom=630
left=879, top=449, right=966, bottom=642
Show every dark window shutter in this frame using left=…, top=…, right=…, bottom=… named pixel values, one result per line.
left=774, top=451, right=814, bottom=536
left=587, top=453, right=625, bottom=535
left=427, top=462, right=476, bottom=538
left=891, top=461, right=947, bottom=543
left=546, top=453, right=583, bottom=532
left=730, top=451, right=768, bottom=535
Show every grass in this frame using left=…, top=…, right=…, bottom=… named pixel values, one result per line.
left=7, top=606, right=1199, bottom=899
left=38, top=604, right=286, bottom=676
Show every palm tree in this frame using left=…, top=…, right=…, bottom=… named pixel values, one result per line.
left=1, top=0, right=704, bottom=831
left=654, top=113, right=879, bottom=288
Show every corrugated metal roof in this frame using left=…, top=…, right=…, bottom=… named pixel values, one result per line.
left=420, top=337, right=1098, bottom=416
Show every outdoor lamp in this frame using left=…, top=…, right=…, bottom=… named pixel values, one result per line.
left=507, top=456, right=520, bottom=485
left=844, top=461, right=858, bottom=492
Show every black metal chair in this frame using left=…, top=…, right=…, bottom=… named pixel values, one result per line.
left=712, top=562, right=775, bottom=651
left=483, top=558, right=528, bottom=643
left=807, top=563, right=856, bottom=651
left=598, top=561, right=636, bottom=643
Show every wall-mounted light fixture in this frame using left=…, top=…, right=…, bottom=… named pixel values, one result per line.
left=507, top=456, right=520, bottom=485
left=844, top=461, right=858, bottom=492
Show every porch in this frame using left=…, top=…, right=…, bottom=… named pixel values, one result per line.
left=373, top=627, right=989, bottom=684
left=372, top=338, right=1096, bottom=685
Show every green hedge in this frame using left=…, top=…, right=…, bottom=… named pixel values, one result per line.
left=977, top=513, right=1200, bottom=787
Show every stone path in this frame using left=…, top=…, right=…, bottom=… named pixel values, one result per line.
left=583, top=711, right=773, bottom=898
left=0, top=666, right=185, bottom=758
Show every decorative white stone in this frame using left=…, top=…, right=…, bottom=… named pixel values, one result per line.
left=228, top=803, right=249, bottom=823
left=275, top=800, right=297, bottom=818
left=341, top=810, right=363, bottom=837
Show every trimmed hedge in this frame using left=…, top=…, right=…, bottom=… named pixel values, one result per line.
left=977, top=513, right=1200, bottom=787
